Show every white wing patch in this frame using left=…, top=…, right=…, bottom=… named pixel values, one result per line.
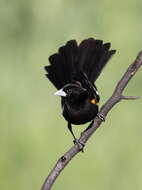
left=93, top=85, right=99, bottom=96
left=96, top=90, right=99, bottom=95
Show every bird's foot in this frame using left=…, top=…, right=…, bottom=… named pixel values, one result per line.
left=73, top=139, right=85, bottom=152
left=97, top=113, right=105, bottom=122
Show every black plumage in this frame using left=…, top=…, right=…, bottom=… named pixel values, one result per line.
left=44, top=38, right=116, bottom=146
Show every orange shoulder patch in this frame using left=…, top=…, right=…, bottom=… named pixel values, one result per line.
left=90, top=99, right=98, bottom=105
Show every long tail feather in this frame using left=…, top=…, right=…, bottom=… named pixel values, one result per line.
left=45, top=40, right=78, bottom=89
left=78, top=38, right=116, bottom=82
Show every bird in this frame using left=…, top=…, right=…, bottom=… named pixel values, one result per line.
left=44, top=38, right=116, bottom=148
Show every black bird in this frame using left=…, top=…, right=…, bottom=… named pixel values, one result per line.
left=44, top=38, right=116, bottom=147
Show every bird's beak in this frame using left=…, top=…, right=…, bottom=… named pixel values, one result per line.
left=54, top=89, right=67, bottom=97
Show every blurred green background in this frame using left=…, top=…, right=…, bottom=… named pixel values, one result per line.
left=0, top=0, right=142, bottom=189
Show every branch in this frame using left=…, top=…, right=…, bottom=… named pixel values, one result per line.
left=40, top=51, right=142, bottom=190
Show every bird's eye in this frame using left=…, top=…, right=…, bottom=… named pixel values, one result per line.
left=67, top=89, right=72, bottom=94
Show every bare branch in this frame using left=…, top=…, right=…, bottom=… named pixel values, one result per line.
left=40, top=51, right=142, bottom=190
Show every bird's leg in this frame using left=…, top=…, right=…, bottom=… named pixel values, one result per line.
left=67, top=122, right=85, bottom=151
left=67, top=122, right=76, bottom=141
left=83, top=120, right=94, bottom=132
left=83, top=113, right=105, bottom=133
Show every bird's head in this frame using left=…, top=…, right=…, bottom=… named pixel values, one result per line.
left=54, top=84, right=88, bottom=104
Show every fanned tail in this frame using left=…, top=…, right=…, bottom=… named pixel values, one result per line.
left=44, top=38, right=116, bottom=89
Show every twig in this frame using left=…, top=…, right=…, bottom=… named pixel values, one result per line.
left=40, top=51, right=142, bottom=190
